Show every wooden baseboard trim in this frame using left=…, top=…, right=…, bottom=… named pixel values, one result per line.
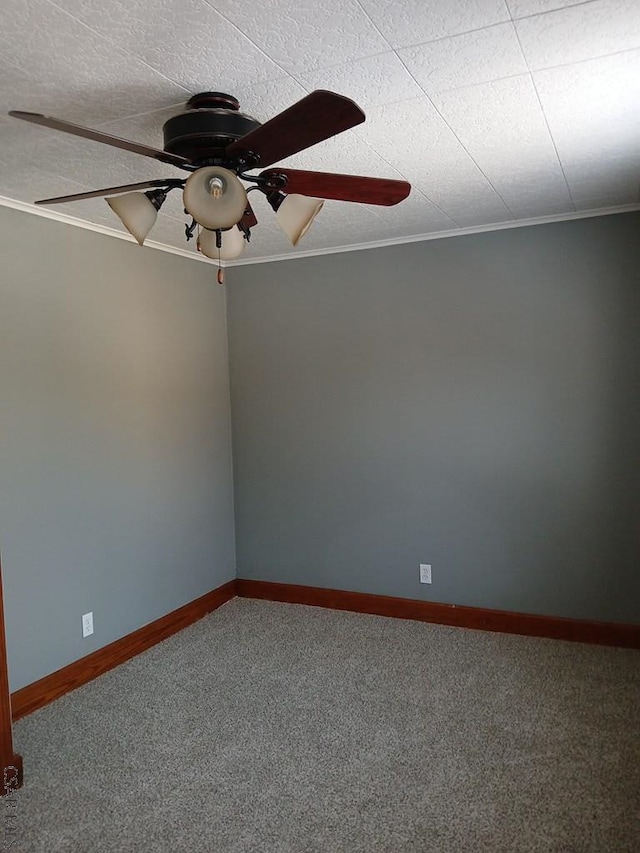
left=11, top=577, right=638, bottom=723
left=236, top=579, right=640, bottom=649
left=11, top=579, right=237, bottom=721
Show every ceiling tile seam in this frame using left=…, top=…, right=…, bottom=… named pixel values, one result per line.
left=287, top=62, right=439, bottom=115
left=354, top=0, right=394, bottom=49
left=200, top=0, right=302, bottom=85
left=244, top=52, right=422, bottom=122
left=347, top=3, right=511, bottom=224
left=0, top=51, right=41, bottom=84
left=426, top=42, right=640, bottom=94
left=406, top=189, right=459, bottom=228
left=344, top=126, right=462, bottom=227
left=25, top=157, right=142, bottom=204
left=389, top=58, right=519, bottom=220
left=509, top=0, right=600, bottom=23
left=530, top=43, right=640, bottom=74
left=511, top=80, right=575, bottom=212
left=355, top=18, right=511, bottom=55
left=161, top=210, right=190, bottom=226
left=92, top=101, right=190, bottom=129
left=280, top=72, right=317, bottom=98
left=421, top=70, right=535, bottom=97
left=346, top=184, right=459, bottom=229
left=288, top=48, right=401, bottom=81
left=506, top=7, right=578, bottom=212
left=397, top=18, right=523, bottom=55
left=43, top=0, right=192, bottom=94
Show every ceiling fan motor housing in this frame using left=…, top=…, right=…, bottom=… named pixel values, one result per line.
left=162, top=92, right=261, bottom=165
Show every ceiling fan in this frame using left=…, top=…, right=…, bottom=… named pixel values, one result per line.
left=9, top=91, right=411, bottom=273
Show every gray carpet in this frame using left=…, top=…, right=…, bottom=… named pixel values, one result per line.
left=10, top=598, right=640, bottom=852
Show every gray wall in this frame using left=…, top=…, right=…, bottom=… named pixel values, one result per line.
left=1, top=207, right=236, bottom=691
left=227, top=213, right=640, bottom=624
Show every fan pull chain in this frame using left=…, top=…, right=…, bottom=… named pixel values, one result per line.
left=216, top=230, right=224, bottom=286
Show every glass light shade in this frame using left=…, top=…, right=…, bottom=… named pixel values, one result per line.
left=197, top=226, right=246, bottom=261
left=276, top=194, right=324, bottom=246
left=183, top=167, right=247, bottom=230
left=106, top=192, right=159, bottom=245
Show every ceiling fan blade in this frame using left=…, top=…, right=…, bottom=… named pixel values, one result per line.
left=8, top=111, right=194, bottom=170
left=226, top=91, right=365, bottom=168
left=34, top=179, right=185, bottom=206
left=239, top=200, right=258, bottom=228
left=260, top=169, right=411, bottom=206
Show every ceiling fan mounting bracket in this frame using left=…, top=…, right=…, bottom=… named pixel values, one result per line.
left=186, top=92, right=241, bottom=111
left=162, top=92, right=261, bottom=164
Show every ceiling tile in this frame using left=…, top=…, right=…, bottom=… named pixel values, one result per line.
left=506, top=1, right=589, bottom=16
left=398, top=23, right=527, bottom=93
left=279, top=129, right=407, bottom=180
left=533, top=49, right=640, bottom=146
left=574, top=192, right=639, bottom=210
left=500, top=194, right=574, bottom=217
left=0, top=56, right=101, bottom=125
left=359, top=0, right=510, bottom=49
left=291, top=200, right=388, bottom=250
left=93, top=77, right=309, bottom=146
left=566, top=165, right=640, bottom=204
left=17, top=123, right=182, bottom=192
left=297, top=52, right=424, bottom=111
left=443, top=198, right=514, bottom=228
left=371, top=190, right=456, bottom=236
left=0, top=110, right=58, bottom=168
left=432, top=75, right=573, bottom=216
left=94, top=104, right=189, bottom=148
left=1, top=0, right=637, bottom=262
left=354, top=98, right=514, bottom=224
left=225, top=78, right=310, bottom=124
left=0, top=0, right=188, bottom=125
left=0, top=108, right=183, bottom=218
left=515, top=0, right=640, bottom=70
left=210, top=0, right=388, bottom=76
left=0, top=65, right=181, bottom=196
left=53, top=0, right=287, bottom=94
left=0, top=162, right=119, bottom=228
left=0, top=161, right=90, bottom=204
left=534, top=50, right=640, bottom=201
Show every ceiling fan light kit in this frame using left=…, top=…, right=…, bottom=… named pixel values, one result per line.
left=197, top=225, right=246, bottom=261
left=106, top=189, right=167, bottom=246
left=269, top=192, right=325, bottom=247
left=9, top=90, right=411, bottom=275
left=183, top=166, right=248, bottom=231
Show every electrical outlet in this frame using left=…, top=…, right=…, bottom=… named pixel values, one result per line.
left=82, top=612, right=94, bottom=638
left=419, top=564, right=432, bottom=584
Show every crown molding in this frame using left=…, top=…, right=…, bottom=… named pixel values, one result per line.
left=0, top=195, right=217, bottom=265
left=229, top=203, right=640, bottom=266
left=1, top=194, right=638, bottom=269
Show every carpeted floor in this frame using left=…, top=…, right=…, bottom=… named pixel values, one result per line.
left=9, top=598, right=640, bottom=852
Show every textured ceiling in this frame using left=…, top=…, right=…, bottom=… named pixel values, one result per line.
left=1, top=0, right=639, bottom=264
